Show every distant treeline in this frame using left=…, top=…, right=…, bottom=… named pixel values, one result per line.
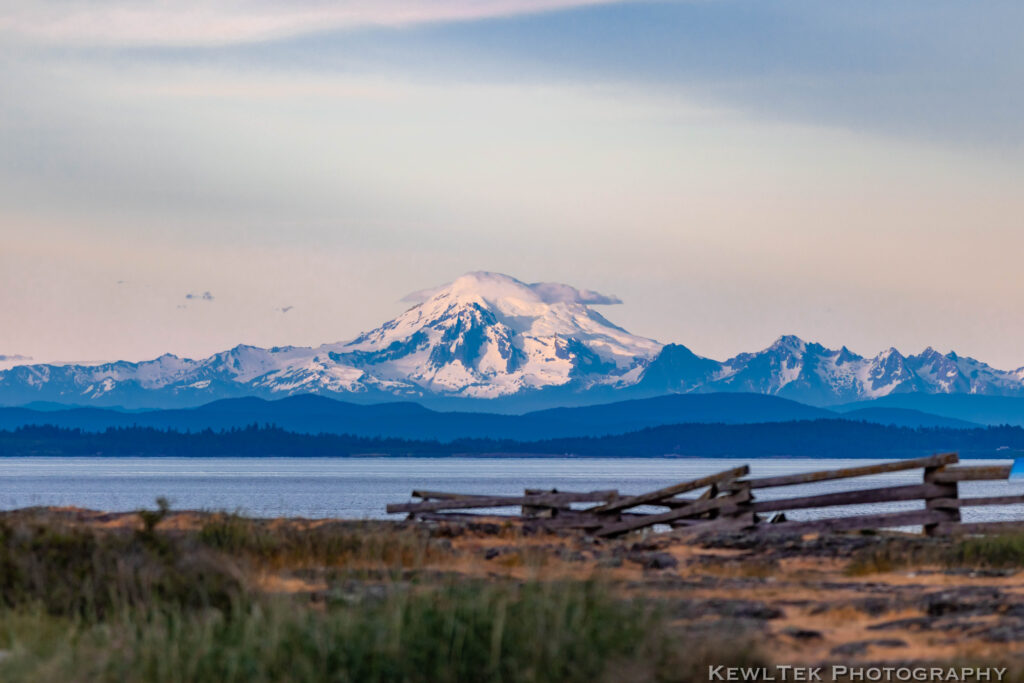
left=3, top=420, right=1024, bottom=458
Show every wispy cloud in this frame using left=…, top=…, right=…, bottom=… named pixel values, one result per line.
left=0, top=354, right=33, bottom=370
left=402, top=277, right=621, bottom=306
left=529, top=282, right=621, bottom=305
left=0, top=0, right=629, bottom=47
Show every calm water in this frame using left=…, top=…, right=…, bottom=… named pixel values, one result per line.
left=1, top=457, right=1023, bottom=524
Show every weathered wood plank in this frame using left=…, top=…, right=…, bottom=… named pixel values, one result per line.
left=749, top=483, right=947, bottom=514
left=387, top=489, right=619, bottom=514
left=413, top=488, right=615, bottom=501
left=931, top=494, right=1024, bottom=508
left=931, top=465, right=1011, bottom=483
left=732, top=453, right=958, bottom=489
left=412, top=512, right=513, bottom=523
left=412, top=510, right=643, bottom=524
left=412, top=491, right=489, bottom=501
left=757, top=509, right=947, bottom=535
left=937, top=521, right=1024, bottom=535
left=670, top=511, right=756, bottom=536
left=591, top=466, right=749, bottom=514
left=594, top=489, right=752, bottom=538
left=522, top=489, right=564, bottom=517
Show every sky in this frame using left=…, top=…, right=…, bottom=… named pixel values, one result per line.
left=2, top=0, right=1024, bottom=368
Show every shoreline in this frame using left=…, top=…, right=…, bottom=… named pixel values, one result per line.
left=0, top=453, right=1017, bottom=460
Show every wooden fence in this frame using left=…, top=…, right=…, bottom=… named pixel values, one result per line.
left=386, top=452, right=1024, bottom=538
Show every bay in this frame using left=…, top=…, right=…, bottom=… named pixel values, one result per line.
left=1, top=456, right=1023, bottom=524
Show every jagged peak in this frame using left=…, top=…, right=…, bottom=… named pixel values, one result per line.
left=873, top=347, right=906, bottom=362
left=835, top=345, right=861, bottom=364
left=655, top=343, right=708, bottom=359
left=768, top=335, right=808, bottom=353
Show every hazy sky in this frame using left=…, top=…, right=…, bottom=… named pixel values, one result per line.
left=3, top=0, right=1024, bottom=368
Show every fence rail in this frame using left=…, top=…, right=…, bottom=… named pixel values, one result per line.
left=387, top=452, right=1024, bottom=538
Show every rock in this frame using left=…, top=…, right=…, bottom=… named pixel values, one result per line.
left=644, top=552, right=679, bottom=570
left=668, top=598, right=783, bottom=621
left=782, top=627, right=823, bottom=640
left=830, top=639, right=907, bottom=656
left=429, top=525, right=464, bottom=539
left=626, top=551, right=678, bottom=570
left=851, top=597, right=899, bottom=617
left=942, top=568, right=1016, bottom=578
left=925, top=587, right=1005, bottom=617
left=979, top=623, right=1024, bottom=642
left=868, top=617, right=933, bottom=632
left=596, top=556, right=623, bottom=569
left=630, top=540, right=667, bottom=552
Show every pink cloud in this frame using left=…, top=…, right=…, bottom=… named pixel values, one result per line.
left=0, top=0, right=632, bottom=47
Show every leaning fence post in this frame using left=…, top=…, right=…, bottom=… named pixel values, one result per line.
left=924, top=462, right=961, bottom=536
left=730, top=481, right=756, bottom=527
left=700, top=483, right=720, bottom=518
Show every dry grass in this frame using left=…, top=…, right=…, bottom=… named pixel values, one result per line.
left=0, top=504, right=768, bottom=683
left=845, top=532, right=1024, bottom=575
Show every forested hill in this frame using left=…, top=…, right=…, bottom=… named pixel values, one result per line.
left=3, top=420, right=1024, bottom=459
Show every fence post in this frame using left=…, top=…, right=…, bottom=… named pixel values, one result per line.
left=724, top=481, right=753, bottom=524
left=924, top=464, right=961, bottom=536
left=701, top=483, right=720, bottom=519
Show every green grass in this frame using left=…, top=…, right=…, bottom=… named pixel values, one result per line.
left=0, top=580, right=761, bottom=683
left=0, top=507, right=765, bottom=682
left=846, top=532, right=1024, bottom=575
left=0, top=516, right=245, bottom=618
left=950, top=532, right=1024, bottom=568
left=196, top=513, right=441, bottom=569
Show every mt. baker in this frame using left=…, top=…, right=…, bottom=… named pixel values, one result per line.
left=3, top=272, right=1024, bottom=411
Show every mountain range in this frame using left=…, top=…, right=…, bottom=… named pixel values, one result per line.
left=0, top=392, right=983, bottom=443
left=4, top=271, right=1024, bottom=414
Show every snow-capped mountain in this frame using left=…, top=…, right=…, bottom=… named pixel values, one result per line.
left=4, top=271, right=1024, bottom=410
left=0, top=272, right=661, bottom=408
left=705, top=336, right=926, bottom=405
left=640, top=336, right=1024, bottom=407
left=329, top=272, right=660, bottom=398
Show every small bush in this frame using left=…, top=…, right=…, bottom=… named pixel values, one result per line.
left=0, top=519, right=244, bottom=618
left=198, top=515, right=440, bottom=569
left=845, top=538, right=945, bottom=575
left=950, top=532, right=1024, bottom=569
left=846, top=532, right=1024, bottom=575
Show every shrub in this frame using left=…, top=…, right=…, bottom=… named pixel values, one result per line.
left=950, top=532, right=1024, bottom=569
left=0, top=518, right=244, bottom=618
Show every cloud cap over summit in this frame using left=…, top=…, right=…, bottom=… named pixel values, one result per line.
left=401, top=272, right=622, bottom=306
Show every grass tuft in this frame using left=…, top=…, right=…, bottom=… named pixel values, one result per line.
left=0, top=508, right=771, bottom=682
left=950, top=532, right=1024, bottom=569
left=846, top=532, right=1024, bottom=575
